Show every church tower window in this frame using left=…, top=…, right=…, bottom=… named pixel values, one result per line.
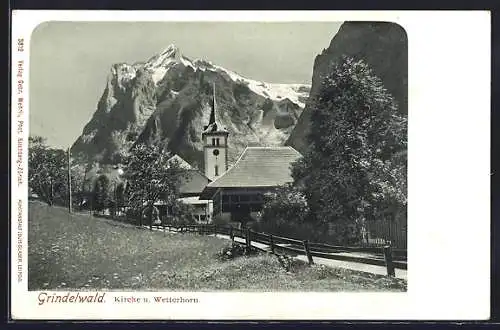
left=214, top=165, right=219, bottom=177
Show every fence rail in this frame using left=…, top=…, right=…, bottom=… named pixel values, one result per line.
left=145, top=222, right=407, bottom=276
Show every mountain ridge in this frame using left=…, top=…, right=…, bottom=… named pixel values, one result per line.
left=71, top=44, right=310, bottom=169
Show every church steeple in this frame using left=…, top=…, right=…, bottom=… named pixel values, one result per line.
left=202, top=83, right=229, bottom=181
left=208, top=83, right=216, bottom=126
left=203, top=83, right=226, bottom=133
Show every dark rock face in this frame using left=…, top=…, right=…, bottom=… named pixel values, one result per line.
left=71, top=45, right=310, bottom=168
left=286, top=21, right=408, bottom=154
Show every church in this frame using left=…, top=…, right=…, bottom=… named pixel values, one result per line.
left=168, top=85, right=303, bottom=225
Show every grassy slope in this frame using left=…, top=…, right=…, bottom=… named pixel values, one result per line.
left=28, top=201, right=406, bottom=291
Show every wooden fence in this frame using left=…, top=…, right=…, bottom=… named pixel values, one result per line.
left=365, top=220, right=407, bottom=249
left=148, top=223, right=406, bottom=277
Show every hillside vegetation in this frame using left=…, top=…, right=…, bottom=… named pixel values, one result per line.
left=28, top=201, right=406, bottom=291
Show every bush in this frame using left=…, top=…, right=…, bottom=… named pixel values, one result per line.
left=171, top=201, right=196, bottom=225
left=215, top=241, right=259, bottom=261
left=125, top=208, right=142, bottom=225
left=260, top=184, right=309, bottom=226
left=252, top=183, right=336, bottom=242
left=216, top=242, right=247, bottom=261
left=252, top=184, right=317, bottom=239
left=142, top=205, right=161, bottom=225
left=252, top=183, right=364, bottom=245
left=93, top=175, right=112, bottom=212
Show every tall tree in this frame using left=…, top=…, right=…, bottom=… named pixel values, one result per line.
left=115, top=182, right=126, bottom=214
left=93, top=174, right=111, bottom=213
left=292, top=57, right=407, bottom=243
left=124, top=144, right=190, bottom=228
left=68, top=155, right=90, bottom=209
left=28, top=136, right=68, bottom=206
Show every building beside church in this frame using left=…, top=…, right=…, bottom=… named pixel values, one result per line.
left=154, top=154, right=213, bottom=224
left=199, top=146, right=302, bottom=223
left=156, top=83, right=302, bottom=225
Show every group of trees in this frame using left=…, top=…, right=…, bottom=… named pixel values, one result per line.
left=29, top=136, right=94, bottom=208
left=28, top=137, right=196, bottom=227
left=90, top=174, right=125, bottom=215
left=28, top=137, right=69, bottom=206
left=87, top=144, right=198, bottom=228
left=260, top=56, right=407, bottom=245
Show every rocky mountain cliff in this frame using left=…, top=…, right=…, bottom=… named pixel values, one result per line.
left=286, top=21, right=408, bottom=154
left=71, top=45, right=310, bottom=169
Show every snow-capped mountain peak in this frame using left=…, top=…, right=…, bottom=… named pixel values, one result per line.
left=144, top=44, right=195, bottom=83
left=210, top=64, right=310, bottom=108
left=106, top=45, right=310, bottom=109
left=147, top=43, right=181, bottom=64
left=160, top=43, right=180, bottom=57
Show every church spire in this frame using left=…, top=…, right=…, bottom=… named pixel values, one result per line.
left=208, top=83, right=216, bottom=125
left=204, top=82, right=226, bottom=133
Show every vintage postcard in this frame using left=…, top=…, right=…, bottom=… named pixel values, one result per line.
left=10, top=10, right=490, bottom=320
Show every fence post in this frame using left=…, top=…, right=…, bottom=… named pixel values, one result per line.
left=303, top=240, right=314, bottom=265
left=230, top=227, right=234, bottom=241
left=245, top=228, right=251, bottom=253
left=214, top=224, right=217, bottom=237
left=269, top=234, right=275, bottom=254
left=383, top=244, right=396, bottom=277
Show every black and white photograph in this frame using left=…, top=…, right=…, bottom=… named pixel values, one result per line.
left=26, top=19, right=408, bottom=292
left=10, top=10, right=490, bottom=320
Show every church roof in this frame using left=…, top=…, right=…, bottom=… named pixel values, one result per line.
left=202, top=122, right=228, bottom=134
left=199, top=146, right=302, bottom=199
left=167, top=154, right=193, bottom=170
left=166, top=154, right=211, bottom=195
left=179, top=169, right=211, bottom=195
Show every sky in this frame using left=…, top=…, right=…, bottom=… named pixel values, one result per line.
left=29, top=21, right=342, bottom=148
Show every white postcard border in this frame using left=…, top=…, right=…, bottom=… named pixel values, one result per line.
left=10, top=10, right=491, bottom=320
